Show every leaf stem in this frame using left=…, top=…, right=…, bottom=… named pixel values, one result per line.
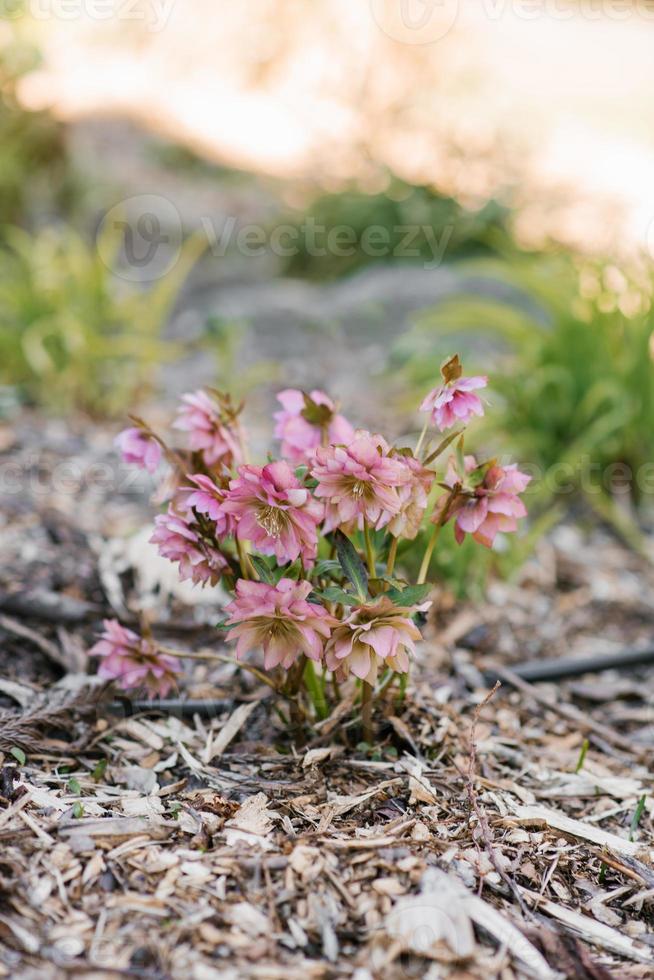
left=363, top=520, right=376, bottom=578
left=386, top=536, right=398, bottom=577
left=414, top=418, right=430, bottom=458
left=303, top=659, right=329, bottom=720
left=158, top=645, right=281, bottom=694
left=235, top=537, right=250, bottom=580
left=417, top=523, right=441, bottom=584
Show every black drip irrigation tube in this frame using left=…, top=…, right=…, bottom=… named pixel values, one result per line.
left=482, top=645, right=654, bottom=687
left=106, top=647, right=654, bottom=718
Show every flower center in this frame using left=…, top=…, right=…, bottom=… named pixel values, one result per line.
left=351, top=479, right=368, bottom=498
left=256, top=505, right=286, bottom=537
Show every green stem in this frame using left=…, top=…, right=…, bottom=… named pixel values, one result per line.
left=417, top=523, right=441, bottom=585
left=303, top=659, right=329, bottom=720
left=414, top=418, right=430, bottom=458
left=235, top=538, right=250, bottom=580
left=386, top=536, right=398, bottom=578
left=363, top=519, right=376, bottom=577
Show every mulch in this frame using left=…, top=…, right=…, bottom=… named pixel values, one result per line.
left=0, top=413, right=653, bottom=979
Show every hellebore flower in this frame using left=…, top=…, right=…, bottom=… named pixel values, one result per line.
left=222, top=460, right=323, bottom=566
left=274, top=389, right=355, bottom=464
left=311, top=431, right=410, bottom=532
left=387, top=454, right=434, bottom=540
left=420, top=354, right=487, bottom=432
left=89, top=619, right=180, bottom=697
left=173, top=389, right=244, bottom=468
left=150, top=506, right=228, bottom=586
left=179, top=474, right=233, bottom=538
left=115, top=427, right=162, bottom=473
left=434, top=455, right=531, bottom=547
left=225, top=578, right=336, bottom=669
left=324, top=595, right=428, bottom=684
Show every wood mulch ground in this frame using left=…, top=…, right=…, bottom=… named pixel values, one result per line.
left=1, top=413, right=653, bottom=979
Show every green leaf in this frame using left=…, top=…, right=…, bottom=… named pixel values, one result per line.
left=249, top=555, right=279, bottom=585
left=10, top=747, right=25, bottom=766
left=318, top=587, right=361, bottom=606
left=301, top=393, right=333, bottom=426
left=72, top=802, right=85, bottom=819
left=386, top=583, right=432, bottom=606
left=67, top=777, right=82, bottom=795
left=629, top=795, right=647, bottom=842
left=314, top=558, right=342, bottom=578
left=423, top=428, right=463, bottom=466
left=333, top=530, right=368, bottom=600
left=91, top=758, right=107, bottom=782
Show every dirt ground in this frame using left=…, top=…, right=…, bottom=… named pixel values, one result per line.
left=1, top=406, right=653, bottom=980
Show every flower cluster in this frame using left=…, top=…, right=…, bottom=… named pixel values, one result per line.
left=102, top=356, right=529, bottom=729
left=433, top=455, right=531, bottom=547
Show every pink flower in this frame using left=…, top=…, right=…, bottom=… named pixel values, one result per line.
left=387, top=454, right=434, bottom=540
left=173, top=390, right=244, bottom=468
left=311, top=431, right=410, bottom=532
left=274, top=389, right=355, bottom=465
left=89, top=619, right=180, bottom=697
left=225, top=578, right=336, bottom=670
left=178, top=474, right=233, bottom=538
left=221, top=460, right=323, bottom=566
left=115, top=427, right=162, bottom=473
left=325, top=596, right=428, bottom=684
left=150, top=506, right=228, bottom=586
left=434, top=455, right=531, bottom=547
left=420, top=355, right=487, bottom=432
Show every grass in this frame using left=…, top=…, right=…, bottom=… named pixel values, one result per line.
left=0, top=9, right=75, bottom=227
left=0, top=224, right=204, bottom=416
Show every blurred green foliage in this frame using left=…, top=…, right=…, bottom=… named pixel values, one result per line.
left=394, top=252, right=654, bottom=539
left=395, top=509, right=559, bottom=600
left=0, top=224, right=203, bottom=416
left=280, top=175, right=511, bottom=280
left=0, top=8, right=74, bottom=225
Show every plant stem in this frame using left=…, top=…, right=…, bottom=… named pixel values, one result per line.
left=386, top=536, right=398, bottom=577
left=235, top=538, right=250, bottom=579
left=158, top=645, right=281, bottom=694
left=414, top=418, right=430, bottom=458
left=363, top=519, right=376, bottom=577
left=361, top=681, right=374, bottom=742
left=417, top=523, right=441, bottom=584
left=303, top=659, right=329, bottom=720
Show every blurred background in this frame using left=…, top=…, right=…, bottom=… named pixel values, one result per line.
left=3, top=0, right=654, bottom=595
